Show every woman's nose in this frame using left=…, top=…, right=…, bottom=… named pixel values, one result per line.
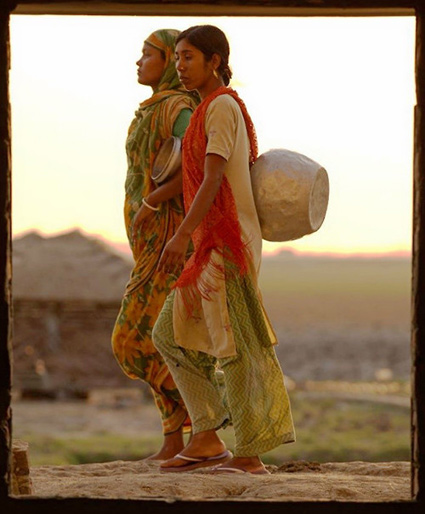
left=136, top=58, right=142, bottom=67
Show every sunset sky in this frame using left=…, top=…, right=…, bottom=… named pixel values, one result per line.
left=9, top=15, right=416, bottom=256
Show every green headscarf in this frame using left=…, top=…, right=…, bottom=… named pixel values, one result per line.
left=124, top=29, right=199, bottom=261
left=144, top=29, right=182, bottom=94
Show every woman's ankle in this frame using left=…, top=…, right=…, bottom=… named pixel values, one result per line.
left=183, top=429, right=225, bottom=456
left=145, top=429, right=185, bottom=460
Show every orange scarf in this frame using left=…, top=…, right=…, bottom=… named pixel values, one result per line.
left=174, top=86, right=258, bottom=310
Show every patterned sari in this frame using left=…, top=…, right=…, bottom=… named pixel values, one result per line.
left=112, top=29, right=198, bottom=434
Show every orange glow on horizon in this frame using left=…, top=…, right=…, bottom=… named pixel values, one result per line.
left=13, top=227, right=412, bottom=259
left=262, top=248, right=411, bottom=259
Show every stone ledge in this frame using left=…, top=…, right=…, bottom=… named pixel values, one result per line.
left=12, top=440, right=33, bottom=496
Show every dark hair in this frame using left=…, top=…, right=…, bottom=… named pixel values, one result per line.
left=176, top=25, right=232, bottom=86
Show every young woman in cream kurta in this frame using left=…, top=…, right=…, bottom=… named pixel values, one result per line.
left=153, top=25, right=295, bottom=474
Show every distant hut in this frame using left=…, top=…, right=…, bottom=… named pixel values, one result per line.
left=13, top=230, right=134, bottom=395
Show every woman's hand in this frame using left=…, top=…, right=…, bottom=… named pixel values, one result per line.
left=158, top=231, right=191, bottom=274
left=131, top=203, right=155, bottom=245
left=156, top=154, right=226, bottom=274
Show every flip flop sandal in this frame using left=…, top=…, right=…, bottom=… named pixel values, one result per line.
left=208, top=464, right=270, bottom=475
left=160, top=450, right=232, bottom=473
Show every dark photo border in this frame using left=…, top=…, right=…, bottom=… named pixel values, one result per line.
left=1, top=2, right=424, bottom=513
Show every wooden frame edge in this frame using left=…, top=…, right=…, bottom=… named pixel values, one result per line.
left=412, top=4, right=425, bottom=504
left=10, top=4, right=417, bottom=17
left=0, top=2, right=13, bottom=503
left=1, top=1, right=424, bottom=512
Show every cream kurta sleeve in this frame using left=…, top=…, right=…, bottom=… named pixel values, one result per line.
left=205, top=95, right=238, bottom=161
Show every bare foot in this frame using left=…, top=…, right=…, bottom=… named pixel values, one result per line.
left=145, top=430, right=185, bottom=461
left=212, top=456, right=269, bottom=474
left=160, top=429, right=227, bottom=470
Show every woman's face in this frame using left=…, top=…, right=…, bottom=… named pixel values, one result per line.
left=175, top=39, right=216, bottom=94
left=136, top=43, right=166, bottom=88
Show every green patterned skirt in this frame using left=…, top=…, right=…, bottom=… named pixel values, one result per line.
left=153, top=270, right=295, bottom=456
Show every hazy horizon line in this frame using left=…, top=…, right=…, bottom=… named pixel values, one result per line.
left=13, top=227, right=412, bottom=260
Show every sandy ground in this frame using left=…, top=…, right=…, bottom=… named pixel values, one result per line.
left=28, top=459, right=410, bottom=502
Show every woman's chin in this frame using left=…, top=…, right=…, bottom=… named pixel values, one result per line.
left=138, top=77, right=155, bottom=87
left=180, top=80, right=195, bottom=91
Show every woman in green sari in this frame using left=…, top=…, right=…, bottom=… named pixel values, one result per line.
left=111, top=29, right=199, bottom=460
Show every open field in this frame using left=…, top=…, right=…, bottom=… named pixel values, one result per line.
left=259, top=255, right=411, bottom=381
left=13, top=387, right=410, bottom=466
left=260, top=254, right=410, bottom=327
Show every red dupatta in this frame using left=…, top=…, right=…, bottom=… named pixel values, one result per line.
left=174, top=86, right=258, bottom=313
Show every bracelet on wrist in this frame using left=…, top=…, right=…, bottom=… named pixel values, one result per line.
left=142, top=197, right=160, bottom=212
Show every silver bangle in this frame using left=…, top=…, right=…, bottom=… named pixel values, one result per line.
left=142, top=197, right=160, bottom=211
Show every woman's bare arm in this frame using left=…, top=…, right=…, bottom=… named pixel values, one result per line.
left=146, top=168, right=183, bottom=207
left=157, top=153, right=226, bottom=272
left=131, top=169, right=183, bottom=243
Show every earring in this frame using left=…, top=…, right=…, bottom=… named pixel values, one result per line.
left=213, top=69, right=219, bottom=79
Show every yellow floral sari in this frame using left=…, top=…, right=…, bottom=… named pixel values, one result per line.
left=112, top=29, right=198, bottom=434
